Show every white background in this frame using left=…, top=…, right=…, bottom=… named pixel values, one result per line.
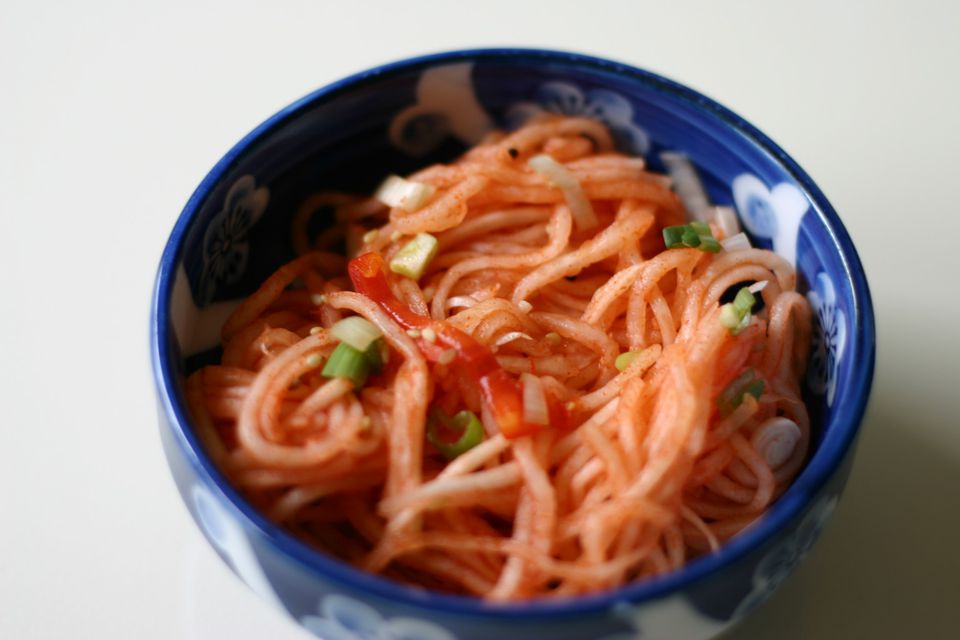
left=2, top=1, right=959, bottom=638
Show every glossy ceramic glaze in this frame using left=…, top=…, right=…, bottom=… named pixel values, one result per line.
left=151, top=49, right=875, bottom=640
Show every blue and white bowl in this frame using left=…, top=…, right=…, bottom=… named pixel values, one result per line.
left=151, top=49, right=875, bottom=640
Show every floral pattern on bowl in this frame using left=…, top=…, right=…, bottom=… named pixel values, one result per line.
left=301, top=594, right=456, bottom=640
left=598, top=596, right=727, bottom=640
left=198, top=175, right=269, bottom=304
left=388, top=62, right=494, bottom=157
left=732, top=173, right=808, bottom=267
left=191, top=484, right=284, bottom=610
left=731, top=495, right=839, bottom=619
left=807, top=273, right=847, bottom=406
left=505, top=81, right=651, bottom=156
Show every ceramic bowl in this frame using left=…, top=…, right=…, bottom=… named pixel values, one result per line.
left=151, top=48, right=875, bottom=640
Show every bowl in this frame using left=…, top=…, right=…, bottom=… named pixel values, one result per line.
left=150, top=48, right=875, bottom=640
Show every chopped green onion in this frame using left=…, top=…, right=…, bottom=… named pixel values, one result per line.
left=751, top=417, right=801, bottom=468
left=364, top=339, right=386, bottom=374
left=362, top=229, right=379, bottom=244
left=689, top=221, right=711, bottom=236
left=719, top=286, right=758, bottom=335
left=733, top=288, right=757, bottom=316
left=304, top=353, right=323, bottom=368
left=389, top=232, right=439, bottom=280
left=615, top=350, right=644, bottom=371
left=330, top=316, right=383, bottom=352
left=698, top=235, right=721, bottom=253
left=321, top=342, right=371, bottom=387
left=663, top=225, right=687, bottom=248
left=427, top=408, right=485, bottom=459
left=422, top=327, right=437, bottom=343
left=374, top=175, right=436, bottom=212
left=545, top=332, right=562, bottom=346
left=664, top=222, right=723, bottom=253
left=718, top=369, right=765, bottom=416
left=681, top=228, right=701, bottom=247
left=719, top=303, right=742, bottom=331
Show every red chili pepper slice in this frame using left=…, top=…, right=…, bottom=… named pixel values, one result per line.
left=348, top=252, right=567, bottom=438
left=348, top=252, right=430, bottom=330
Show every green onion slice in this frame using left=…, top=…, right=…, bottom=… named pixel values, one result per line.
left=364, top=338, right=387, bottom=374
left=321, top=342, right=371, bottom=388
left=733, top=287, right=757, bottom=315
left=689, top=221, right=711, bottom=236
left=719, top=303, right=741, bottom=331
left=698, top=235, right=721, bottom=253
left=330, top=316, right=383, bottom=352
left=719, top=286, right=759, bottom=335
left=427, top=408, right=485, bottom=459
left=718, top=369, right=766, bottom=416
left=389, top=232, right=439, bottom=281
left=374, top=175, right=436, bottom=212
left=664, top=223, right=722, bottom=253
left=681, top=228, right=701, bottom=247
left=663, top=225, right=687, bottom=248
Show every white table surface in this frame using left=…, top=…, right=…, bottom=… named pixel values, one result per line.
left=2, top=1, right=959, bottom=638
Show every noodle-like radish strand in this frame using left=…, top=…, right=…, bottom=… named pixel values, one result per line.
left=189, top=116, right=812, bottom=601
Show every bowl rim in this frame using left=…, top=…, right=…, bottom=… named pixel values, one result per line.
left=150, top=47, right=875, bottom=619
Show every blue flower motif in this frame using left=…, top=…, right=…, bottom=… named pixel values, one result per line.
left=198, top=175, right=269, bottom=304
left=191, top=484, right=284, bottom=609
left=731, top=495, right=838, bottom=619
left=807, top=273, right=847, bottom=406
left=388, top=62, right=494, bottom=157
left=731, top=174, right=809, bottom=267
left=505, top=81, right=651, bottom=156
left=599, top=595, right=728, bottom=640
left=301, top=594, right=457, bottom=640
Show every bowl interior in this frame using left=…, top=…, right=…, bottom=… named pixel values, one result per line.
left=155, top=49, right=873, bottom=617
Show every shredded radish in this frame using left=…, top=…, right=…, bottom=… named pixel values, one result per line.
left=493, top=331, right=534, bottom=348
left=528, top=154, right=597, bottom=230
left=197, top=116, right=816, bottom=601
left=661, top=152, right=711, bottom=222
left=330, top=316, right=382, bottom=351
left=714, top=206, right=741, bottom=238
left=445, top=296, right=478, bottom=310
left=520, top=373, right=549, bottom=425
left=751, top=417, right=802, bottom=468
left=721, top=232, right=752, bottom=253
